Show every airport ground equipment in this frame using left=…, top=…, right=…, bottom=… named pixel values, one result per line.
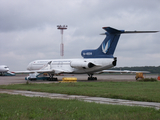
left=0, top=72, right=15, bottom=76
left=135, top=73, right=144, bottom=80
left=60, top=77, right=77, bottom=82
left=157, top=76, right=160, bottom=80
left=25, top=73, right=57, bottom=81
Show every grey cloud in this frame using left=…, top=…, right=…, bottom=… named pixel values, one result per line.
left=0, top=0, right=160, bottom=70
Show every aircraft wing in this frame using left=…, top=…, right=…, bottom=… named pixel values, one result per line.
left=14, top=71, right=34, bottom=74
left=97, top=70, right=150, bottom=74
left=36, top=69, right=65, bottom=74
left=14, top=69, right=71, bottom=74
left=126, top=71, right=150, bottom=74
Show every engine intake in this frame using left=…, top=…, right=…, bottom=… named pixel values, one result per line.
left=112, top=57, right=117, bottom=66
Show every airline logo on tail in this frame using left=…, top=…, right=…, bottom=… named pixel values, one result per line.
left=102, top=40, right=110, bottom=54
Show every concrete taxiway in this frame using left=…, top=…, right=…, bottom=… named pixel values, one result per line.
left=0, top=89, right=160, bottom=110
left=0, top=74, right=158, bottom=85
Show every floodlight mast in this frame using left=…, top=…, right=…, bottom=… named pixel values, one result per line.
left=57, top=25, right=68, bottom=58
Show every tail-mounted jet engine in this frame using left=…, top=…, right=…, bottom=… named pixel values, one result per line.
left=70, top=61, right=95, bottom=69
left=112, top=57, right=117, bottom=66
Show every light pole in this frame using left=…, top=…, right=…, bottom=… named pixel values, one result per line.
left=57, top=25, right=68, bottom=58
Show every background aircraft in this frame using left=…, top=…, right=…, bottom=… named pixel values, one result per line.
left=15, top=27, right=158, bottom=80
left=0, top=65, right=15, bottom=76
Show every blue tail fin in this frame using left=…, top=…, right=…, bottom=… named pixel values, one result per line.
left=81, top=27, right=124, bottom=58
left=81, top=27, right=158, bottom=58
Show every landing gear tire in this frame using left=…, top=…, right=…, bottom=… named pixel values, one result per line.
left=49, top=77, right=58, bottom=81
left=29, top=78, right=37, bottom=81
left=48, top=73, right=58, bottom=81
left=53, top=78, right=58, bottom=81
left=88, top=73, right=97, bottom=81
left=88, top=77, right=97, bottom=81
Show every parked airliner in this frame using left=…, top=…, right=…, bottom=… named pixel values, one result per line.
left=15, top=27, right=158, bottom=80
left=0, top=65, right=15, bottom=76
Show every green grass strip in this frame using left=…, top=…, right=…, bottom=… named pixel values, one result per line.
left=0, top=93, right=160, bottom=120
left=0, top=81, right=160, bottom=102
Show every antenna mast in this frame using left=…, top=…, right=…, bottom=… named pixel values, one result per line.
left=57, top=25, right=68, bottom=58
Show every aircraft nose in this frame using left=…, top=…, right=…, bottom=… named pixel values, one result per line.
left=3, top=66, right=9, bottom=72
left=27, top=63, right=32, bottom=70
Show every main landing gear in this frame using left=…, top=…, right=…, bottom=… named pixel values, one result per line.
left=88, top=73, right=97, bottom=80
left=48, top=73, right=58, bottom=81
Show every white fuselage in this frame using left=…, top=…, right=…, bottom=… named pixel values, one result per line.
left=0, top=65, right=9, bottom=72
left=27, top=58, right=115, bottom=74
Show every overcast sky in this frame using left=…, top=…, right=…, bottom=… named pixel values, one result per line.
left=0, top=0, right=160, bottom=71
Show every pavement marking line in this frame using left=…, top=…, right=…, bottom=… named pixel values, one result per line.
left=0, top=89, right=160, bottom=110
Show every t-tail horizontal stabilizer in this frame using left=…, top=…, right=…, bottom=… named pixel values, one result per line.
left=122, top=31, right=159, bottom=33
left=81, top=27, right=158, bottom=58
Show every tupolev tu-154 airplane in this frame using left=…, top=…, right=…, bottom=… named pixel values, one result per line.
left=15, top=27, right=158, bottom=80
